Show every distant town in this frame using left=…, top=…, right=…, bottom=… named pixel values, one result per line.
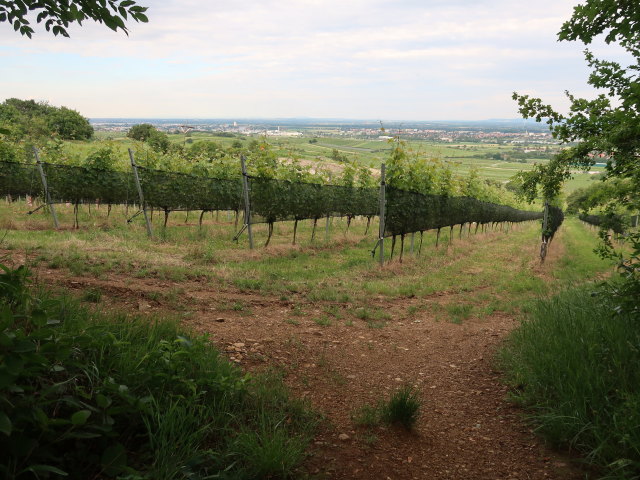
left=91, top=118, right=558, bottom=146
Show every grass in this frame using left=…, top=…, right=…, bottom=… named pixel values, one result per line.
left=381, top=385, right=421, bottom=430
left=446, top=303, right=473, bottom=324
left=313, top=315, right=332, bottom=326
left=499, top=286, right=640, bottom=479
left=352, top=385, right=422, bottom=431
left=352, top=405, right=380, bottom=428
left=0, top=263, right=317, bottom=479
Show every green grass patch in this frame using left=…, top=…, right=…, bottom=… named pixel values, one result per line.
left=499, top=286, right=640, bottom=478
left=445, top=303, right=473, bottom=324
left=0, top=264, right=316, bottom=479
left=352, top=385, right=422, bottom=432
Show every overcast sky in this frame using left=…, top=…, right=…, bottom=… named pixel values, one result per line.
left=0, top=0, right=629, bottom=120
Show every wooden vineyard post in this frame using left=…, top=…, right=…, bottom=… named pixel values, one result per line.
left=325, top=172, right=332, bottom=243
left=33, top=147, right=59, bottom=229
left=240, top=155, right=254, bottom=249
left=128, top=149, right=153, bottom=238
left=378, top=163, right=386, bottom=267
left=540, top=201, right=549, bottom=262
left=542, top=201, right=549, bottom=239
left=325, top=214, right=330, bottom=243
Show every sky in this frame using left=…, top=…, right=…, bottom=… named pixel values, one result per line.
left=0, top=0, right=630, bottom=121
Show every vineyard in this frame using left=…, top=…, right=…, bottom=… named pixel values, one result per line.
left=0, top=148, right=552, bottom=258
left=1, top=139, right=586, bottom=480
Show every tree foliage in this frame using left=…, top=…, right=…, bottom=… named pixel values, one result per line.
left=0, top=98, right=93, bottom=141
left=513, top=0, right=639, bottom=209
left=513, top=0, right=639, bottom=321
left=0, top=0, right=148, bottom=38
left=127, top=123, right=170, bottom=153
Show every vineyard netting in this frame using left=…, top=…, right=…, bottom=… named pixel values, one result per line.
left=579, top=212, right=627, bottom=234
left=543, top=205, right=564, bottom=242
left=1, top=160, right=549, bottom=239
left=247, top=177, right=378, bottom=223
left=383, top=186, right=543, bottom=237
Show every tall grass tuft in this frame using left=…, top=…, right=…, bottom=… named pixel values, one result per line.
left=381, top=385, right=421, bottom=430
left=499, top=285, right=640, bottom=479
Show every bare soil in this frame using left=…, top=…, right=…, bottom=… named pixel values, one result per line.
left=4, top=229, right=588, bottom=480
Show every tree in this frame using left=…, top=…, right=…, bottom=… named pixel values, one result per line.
left=513, top=0, right=639, bottom=317
left=46, top=105, right=94, bottom=140
left=127, top=123, right=155, bottom=142
left=0, top=0, right=148, bottom=38
left=513, top=0, right=639, bottom=208
left=0, top=98, right=93, bottom=140
left=147, top=129, right=169, bottom=153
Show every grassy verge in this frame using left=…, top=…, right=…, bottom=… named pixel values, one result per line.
left=499, top=285, right=640, bottom=479
left=0, top=263, right=316, bottom=479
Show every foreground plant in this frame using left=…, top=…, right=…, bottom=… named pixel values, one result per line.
left=0, top=263, right=316, bottom=479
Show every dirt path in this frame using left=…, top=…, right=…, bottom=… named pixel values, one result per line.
left=4, top=227, right=586, bottom=479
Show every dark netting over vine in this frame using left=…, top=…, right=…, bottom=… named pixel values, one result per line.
left=0, top=161, right=40, bottom=197
left=579, top=212, right=625, bottom=234
left=248, top=177, right=378, bottom=224
left=383, top=186, right=543, bottom=237
left=0, top=161, right=244, bottom=211
left=0, top=161, right=136, bottom=204
left=136, top=166, right=243, bottom=212
left=543, top=205, right=564, bottom=241
left=44, top=163, right=135, bottom=205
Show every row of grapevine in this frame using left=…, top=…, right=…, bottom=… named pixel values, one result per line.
left=384, top=187, right=542, bottom=237
left=1, top=158, right=548, bottom=250
left=578, top=212, right=633, bottom=234
left=543, top=205, right=564, bottom=242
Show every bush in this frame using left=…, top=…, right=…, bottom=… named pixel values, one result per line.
left=499, top=286, right=640, bottom=478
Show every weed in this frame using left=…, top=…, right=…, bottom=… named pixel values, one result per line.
left=406, top=305, right=419, bottom=317
left=234, top=278, right=263, bottom=291
left=323, top=305, right=343, bottom=319
left=146, top=291, right=161, bottom=301
left=366, top=320, right=386, bottom=329
left=81, top=288, right=102, bottom=303
left=352, top=404, right=380, bottom=428
left=381, top=385, right=421, bottom=430
left=361, top=432, right=378, bottom=447
left=285, top=318, right=300, bottom=326
left=353, top=306, right=391, bottom=322
left=232, top=301, right=247, bottom=311
left=313, top=315, right=331, bottom=327
left=446, top=303, right=473, bottom=324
